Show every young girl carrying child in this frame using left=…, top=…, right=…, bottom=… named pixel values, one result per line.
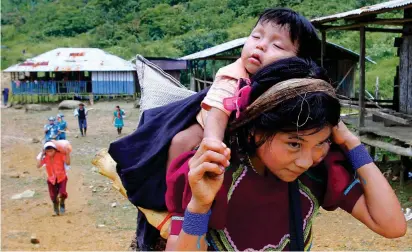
left=108, top=7, right=323, bottom=250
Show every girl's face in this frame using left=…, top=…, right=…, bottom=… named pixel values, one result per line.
left=45, top=148, right=56, bottom=157
left=116, top=107, right=120, bottom=111
left=254, top=126, right=332, bottom=182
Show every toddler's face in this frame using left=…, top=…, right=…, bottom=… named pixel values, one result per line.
left=241, top=21, right=298, bottom=74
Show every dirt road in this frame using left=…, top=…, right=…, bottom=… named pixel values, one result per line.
left=1, top=101, right=139, bottom=250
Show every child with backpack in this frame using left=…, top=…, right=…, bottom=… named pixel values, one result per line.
left=36, top=141, right=71, bottom=216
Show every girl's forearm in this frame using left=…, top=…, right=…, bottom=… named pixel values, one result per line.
left=173, top=232, right=208, bottom=251
left=346, top=138, right=406, bottom=236
left=170, top=200, right=212, bottom=251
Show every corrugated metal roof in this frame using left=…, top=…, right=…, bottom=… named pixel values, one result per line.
left=179, top=37, right=375, bottom=63
left=3, top=48, right=136, bottom=72
left=179, top=37, right=247, bottom=60
left=311, top=0, right=412, bottom=24
left=328, top=42, right=376, bottom=63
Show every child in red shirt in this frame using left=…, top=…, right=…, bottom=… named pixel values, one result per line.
left=36, top=142, right=71, bottom=215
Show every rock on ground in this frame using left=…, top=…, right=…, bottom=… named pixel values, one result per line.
left=30, top=234, right=40, bottom=244
left=11, top=189, right=35, bottom=200
left=9, top=172, right=21, bottom=178
left=58, top=100, right=81, bottom=110
left=25, top=104, right=52, bottom=112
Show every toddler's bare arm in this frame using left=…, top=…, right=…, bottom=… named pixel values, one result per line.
left=203, top=107, right=229, bottom=141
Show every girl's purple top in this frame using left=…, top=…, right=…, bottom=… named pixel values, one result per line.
left=166, top=147, right=363, bottom=251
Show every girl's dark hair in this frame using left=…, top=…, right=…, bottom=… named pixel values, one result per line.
left=116, top=105, right=120, bottom=109
left=233, top=57, right=340, bottom=154
left=256, top=8, right=320, bottom=59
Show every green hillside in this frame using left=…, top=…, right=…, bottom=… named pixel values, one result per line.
left=1, top=0, right=404, bottom=98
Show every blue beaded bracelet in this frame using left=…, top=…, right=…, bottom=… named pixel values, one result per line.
left=346, top=144, right=373, bottom=171
left=182, top=209, right=211, bottom=249
left=182, top=209, right=211, bottom=235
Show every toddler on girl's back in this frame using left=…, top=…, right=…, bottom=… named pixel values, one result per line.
left=167, top=8, right=321, bottom=168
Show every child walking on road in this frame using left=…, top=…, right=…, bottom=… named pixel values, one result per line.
left=36, top=142, right=71, bottom=216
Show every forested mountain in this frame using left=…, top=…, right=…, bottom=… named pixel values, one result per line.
left=1, top=0, right=404, bottom=97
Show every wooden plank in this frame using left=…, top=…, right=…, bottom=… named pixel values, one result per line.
left=371, top=110, right=412, bottom=125
left=359, top=26, right=366, bottom=127
left=369, top=18, right=412, bottom=25
left=360, top=135, right=412, bottom=157
left=322, top=18, right=412, bottom=31
left=339, top=97, right=394, bottom=103
left=341, top=101, right=393, bottom=109
left=342, top=116, right=412, bottom=146
left=209, top=56, right=239, bottom=60
left=359, top=126, right=412, bottom=146
left=372, top=114, right=384, bottom=122
left=356, top=27, right=402, bottom=33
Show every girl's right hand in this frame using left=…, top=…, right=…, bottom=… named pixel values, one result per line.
left=187, top=138, right=231, bottom=213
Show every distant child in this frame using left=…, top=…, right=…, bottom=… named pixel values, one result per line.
left=44, top=116, right=58, bottom=142
left=112, top=105, right=126, bottom=135
left=2, top=88, right=9, bottom=106
left=74, top=103, right=88, bottom=137
left=167, top=8, right=320, bottom=168
left=56, top=113, right=68, bottom=140
left=36, top=142, right=71, bottom=216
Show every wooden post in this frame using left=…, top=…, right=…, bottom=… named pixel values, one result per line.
left=400, top=156, right=406, bottom=188
left=190, top=76, right=195, bottom=91
left=89, top=93, right=94, bottom=105
left=203, top=60, right=207, bottom=90
left=212, top=60, right=216, bottom=81
left=369, top=146, right=376, bottom=161
left=321, top=31, right=326, bottom=67
left=399, top=8, right=412, bottom=114
left=194, top=61, right=199, bottom=89
left=359, top=26, right=366, bottom=127
left=375, top=76, right=379, bottom=99
left=393, top=66, right=400, bottom=111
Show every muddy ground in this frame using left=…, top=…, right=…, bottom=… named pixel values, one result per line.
left=1, top=101, right=411, bottom=250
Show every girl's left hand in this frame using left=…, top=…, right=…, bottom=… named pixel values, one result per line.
left=332, top=121, right=361, bottom=150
